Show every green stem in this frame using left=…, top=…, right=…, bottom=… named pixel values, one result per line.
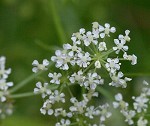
left=83, top=61, right=95, bottom=73
left=70, top=122, right=79, bottom=126
left=87, top=46, right=96, bottom=54
left=101, top=49, right=114, bottom=57
left=96, top=86, right=114, bottom=101
left=124, top=73, right=150, bottom=77
left=9, top=72, right=41, bottom=94
left=66, top=83, right=74, bottom=97
left=49, top=0, right=67, bottom=44
left=9, top=92, right=39, bottom=99
left=9, top=63, right=53, bottom=94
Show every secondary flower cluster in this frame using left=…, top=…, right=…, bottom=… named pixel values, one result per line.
left=0, top=56, right=13, bottom=119
left=32, top=22, right=138, bottom=126
left=113, top=80, right=150, bottom=125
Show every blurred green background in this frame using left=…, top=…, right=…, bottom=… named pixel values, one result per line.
left=0, top=0, right=150, bottom=125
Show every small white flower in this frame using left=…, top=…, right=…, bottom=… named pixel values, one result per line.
left=119, top=30, right=131, bottom=42
left=32, top=59, right=49, bottom=73
left=99, top=23, right=116, bottom=38
left=84, top=73, right=104, bottom=90
left=55, top=119, right=71, bottom=126
left=70, top=97, right=87, bottom=114
left=76, top=52, right=91, bottom=68
left=48, top=72, right=62, bottom=84
left=85, top=106, right=100, bottom=119
left=99, top=103, right=112, bottom=122
left=83, top=31, right=98, bottom=46
left=69, top=70, right=85, bottom=86
left=95, top=60, right=101, bottom=68
left=113, top=39, right=128, bottom=54
left=132, top=94, right=149, bottom=113
left=34, top=82, right=51, bottom=98
left=63, top=43, right=82, bottom=57
left=49, top=90, right=65, bottom=104
left=83, top=31, right=93, bottom=46
left=137, top=117, right=148, bottom=126
left=113, top=93, right=128, bottom=110
left=51, top=50, right=73, bottom=70
left=98, top=42, right=107, bottom=51
left=122, top=110, right=136, bottom=125
left=109, top=72, right=132, bottom=88
left=105, top=58, right=121, bottom=73
left=54, top=108, right=72, bottom=118
left=40, top=99, right=53, bottom=115
left=72, top=29, right=84, bottom=41
left=123, top=52, right=137, bottom=65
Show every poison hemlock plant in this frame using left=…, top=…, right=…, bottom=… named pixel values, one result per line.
left=0, top=22, right=149, bottom=126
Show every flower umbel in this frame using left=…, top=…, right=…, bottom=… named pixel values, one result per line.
left=31, top=22, right=143, bottom=126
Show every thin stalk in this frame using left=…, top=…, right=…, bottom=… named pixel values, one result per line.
left=96, top=86, right=114, bottom=101
left=101, top=49, right=114, bottom=57
left=66, top=83, right=74, bottom=97
left=9, top=72, right=42, bottom=94
left=9, top=63, right=54, bottom=94
left=49, top=0, right=67, bottom=44
left=124, top=73, right=150, bottom=77
left=70, top=122, right=79, bottom=126
left=87, top=46, right=96, bottom=54
left=83, top=61, right=95, bottom=73
left=9, top=92, right=39, bottom=99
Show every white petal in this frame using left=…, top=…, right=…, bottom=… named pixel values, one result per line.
left=110, top=27, right=116, bottom=33
left=32, top=60, right=39, bottom=65
left=100, top=33, right=105, bottom=38
left=34, top=88, right=39, bottom=93
left=114, top=39, right=119, bottom=45
left=71, top=37, right=76, bottom=42
left=125, top=30, right=130, bottom=35
left=123, top=46, right=128, bottom=51
left=79, top=28, right=85, bottom=34
left=105, top=23, right=110, bottom=28
left=7, top=82, right=13, bottom=87
left=48, top=73, right=53, bottom=78
left=55, top=50, right=61, bottom=56
left=40, top=108, right=46, bottom=115
left=115, top=93, right=122, bottom=101
left=48, top=109, right=54, bottom=115
left=36, top=82, right=42, bottom=88
left=63, top=44, right=72, bottom=50
left=1, top=96, right=6, bottom=102
left=43, top=59, right=49, bottom=66
left=99, top=25, right=104, bottom=32
left=131, top=54, right=137, bottom=65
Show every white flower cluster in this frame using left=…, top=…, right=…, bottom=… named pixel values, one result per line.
left=0, top=56, right=13, bottom=102
left=32, top=22, right=138, bottom=125
left=113, top=81, right=150, bottom=125
left=0, top=56, right=13, bottom=119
